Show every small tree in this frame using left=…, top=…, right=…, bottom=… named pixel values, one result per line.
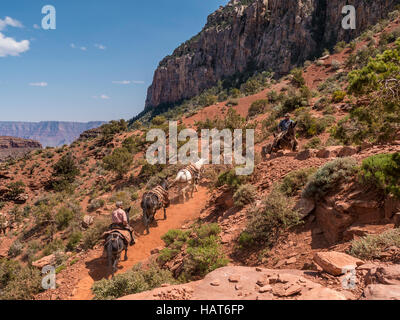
left=102, top=147, right=133, bottom=178
left=51, top=154, right=80, bottom=192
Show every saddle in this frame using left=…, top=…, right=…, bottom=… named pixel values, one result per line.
left=102, top=228, right=131, bottom=245
left=144, top=186, right=170, bottom=208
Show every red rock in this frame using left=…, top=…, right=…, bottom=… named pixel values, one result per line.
left=300, top=287, right=347, bottom=300
left=363, top=284, right=400, bottom=300
left=228, top=275, right=240, bottom=283
left=313, top=251, right=364, bottom=276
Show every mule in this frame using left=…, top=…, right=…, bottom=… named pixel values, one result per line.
left=172, top=158, right=206, bottom=201
left=262, top=121, right=298, bottom=158
left=104, top=232, right=128, bottom=278
left=141, top=179, right=169, bottom=234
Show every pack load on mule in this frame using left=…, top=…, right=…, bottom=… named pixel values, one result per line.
left=262, top=113, right=298, bottom=158
left=141, top=179, right=170, bottom=234
left=172, top=158, right=206, bottom=200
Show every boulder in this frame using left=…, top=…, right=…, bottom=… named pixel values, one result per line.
left=384, top=195, right=400, bottom=220
left=363, top=284, right=400, bottom=300
left=32, top=254, right=56, bottom=269
left=338, top=146, right=358, bottom=157
left=316, top=146, right=342, bottom=158
left=295, top=149, right=317, bottom=161
left=313, top=251, right=364, bottom=276
left=365, top=265, right=400, bottom=285
left=294, top=197, right=315, bottom=218
left=82, top=215, right=94, bottom=228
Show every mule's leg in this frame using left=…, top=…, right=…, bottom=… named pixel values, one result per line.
left=124, top=246, right=128, bottom=261
left=163, top=207, right=167, bottom=220
left=292, top=139, right=298, bottom=152
left=143, top=213, right=149, bottom=234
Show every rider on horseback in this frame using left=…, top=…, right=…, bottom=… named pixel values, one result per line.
left=111, top=201, right=135, bottom=246
left=278, top=113, right=294, bottom=133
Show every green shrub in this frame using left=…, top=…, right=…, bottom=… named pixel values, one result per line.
left=216, top=168, right=248, bottom=191
left=267, top=90, right=279, bottom=103
left=303, top=158, right=358, bottom=199
left=279, top=167, right=317, bottom=197
left=290, top=68, right=306, bottom=87
left=0, top=259, right=42, bottom=300
left=233, top=184, right=257, bottom=208
left=359, top=153, right=400, bottom=199
left=8, top=240, right=23, bottom=257
left=334, top=41, right=346, bottom=53
left=55, top=207, right=74, bottom=230
left=66, top=231, right=82, bottom=251
left=82, top=218, right=109, bottom=250
left=304, top=137, right=322, bottom=150
left=332, top=90, right=346, bottom=103
left=348, top=228, right=400, bottom=260
left=102, top=147, right=133, bottom=178
left=87, top=198, right=105, bottom=212
left=4, top=181, right=25, bottom=200
left=51, top=154, right=80, bottom=192
left=240, top=189, right=302, bottom=247
left=295, top=109, right=327, bottom=137
left=248, top=99, right=268, bottom=117
left=92, top=263, right=176, bottom=300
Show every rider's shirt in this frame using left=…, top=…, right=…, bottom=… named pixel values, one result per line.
left=112, top=208, right=127, bottom=225
left=278, top=119, right=294, bottom=132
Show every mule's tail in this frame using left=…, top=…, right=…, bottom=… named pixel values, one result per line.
left=106, top=239, right=113, bottom=270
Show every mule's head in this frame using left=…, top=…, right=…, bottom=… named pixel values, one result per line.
left=160, top=178, right=169, bottom=190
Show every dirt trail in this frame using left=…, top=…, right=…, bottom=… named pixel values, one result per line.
left=70, top=186, right=209, bottom=300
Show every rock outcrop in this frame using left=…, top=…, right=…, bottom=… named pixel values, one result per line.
left=0, top=136, right=42, bottom=161
left=119, top=266, right=348, bottom=300
left=145, top=0, right=398, bottom=109
left=0, top=121, right=105, bottom=147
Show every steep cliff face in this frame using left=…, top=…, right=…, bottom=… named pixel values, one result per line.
left=145, top=0, right=398, bottom=109
left=0, top=121, right=105, bottom=147
left=0, top=136, right=42, bottom=161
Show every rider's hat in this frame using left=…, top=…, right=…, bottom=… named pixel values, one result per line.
left=284, top=113, right=290, bottom=117
left=116, top=201, right=123, bottom=208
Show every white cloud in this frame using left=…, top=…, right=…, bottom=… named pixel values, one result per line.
left=70, top=43, right=76, bottom=48
left=94, top=44, right=106, bottom=50
left=0, top=17, right=23, bottom=31
left=80, top=46, right=87, bottom=51
left=112, top=80, right=131, bottom=85
left=112, top=80, right=145, bottom=85
left=33, top=24, right=40, bottom=30
left=0, top=32, right=29, bottom=57
left=29, top=82, right=48, bottom=87
left=93, top=94, right=110, bottom=100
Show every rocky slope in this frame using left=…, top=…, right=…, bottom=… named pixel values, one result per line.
left=0, top=121, right=105, bottom=147
left=145, top=0, right=398, bottom=109
left=0, top=136, right=42, bottom=161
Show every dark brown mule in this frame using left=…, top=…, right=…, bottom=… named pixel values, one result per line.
left=262, top=121, right=298, bottom=158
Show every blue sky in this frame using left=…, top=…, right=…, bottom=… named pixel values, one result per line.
left=0, top=0, right=226, bottom=122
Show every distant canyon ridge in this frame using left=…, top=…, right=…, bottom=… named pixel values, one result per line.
left=0, top=121, right=105, bottom=148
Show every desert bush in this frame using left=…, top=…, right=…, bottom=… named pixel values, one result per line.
left=55, top=207, right=74, bottom=230
left=248, top=99, right=268, bottom=118
left=100, top=119, right=128, bottom=144
left=51, top=154, right=80, bottom=192
left=303, top=158, right=358, bottom=199
left=279, top=167, right=317, bottom=197
left=102, top=147, right=133, bottom=178
left=304, top=137, right=322, bottom=150
left=4, top=181, right=25, bottom=200
left=66, top=231, right=83, bottom=251
left=239, top=189, right=302, bottom=247
left=82, top=217, right=109, bottom=250
left=359, top=153, right=400, bottom=199
left=334, top=41, right=346, bottom=53
left=331, top=59, right=341, bottom=70
left=8, top=240, right=24, bottom=257
left=92, top=262, right=176, bottom=300
left=216, top=168, right=249, bottom=191
left=87, top=198, right=105, bottom=212
left=290, top=68, right=306, bottom=87
left=226, top=99, right=239, bottom=107
left=233, top=184, right=257, bottom=208
left=0, top=259, right=42, bottom=300
left=348, top=228, right=400, bottom=260
left=267, top=90, right=279, bottom=103
left=331, top=90, right=346, bottom=103
left=295, top=109, right=327, bottom=138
